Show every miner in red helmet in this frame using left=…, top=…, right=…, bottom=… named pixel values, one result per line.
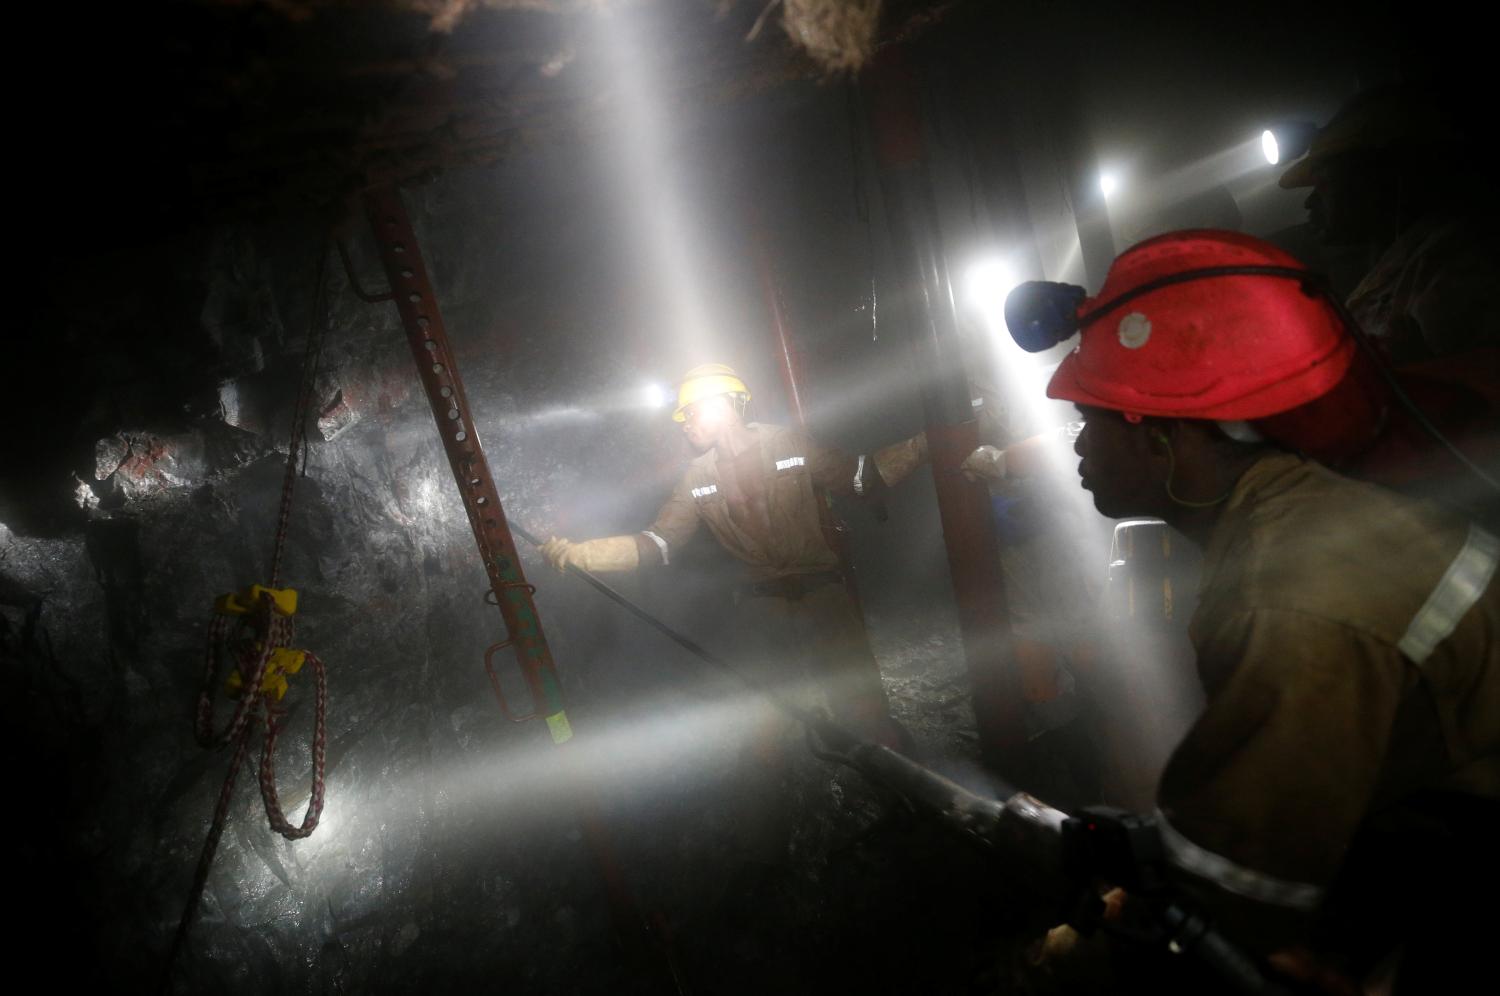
left=1031, top=229, right=1499, bottom=989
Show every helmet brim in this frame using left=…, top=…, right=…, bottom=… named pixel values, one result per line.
left=672, top=390, right=750, bottom=423
left=1045, top=337, right=1357, bottom=421
left=1278, top=154, right=1317, bottom=189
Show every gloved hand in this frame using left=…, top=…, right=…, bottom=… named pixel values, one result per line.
left=961, top=444, right=1007, bottom=483
left=1267, top=947, right=1360, bottom=996
left=872, top=431, right=929, bottom=488
left=540, top=535, right=640, bottom=574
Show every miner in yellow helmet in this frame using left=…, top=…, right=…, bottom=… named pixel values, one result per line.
left=542, top=362, right=927, bottom=750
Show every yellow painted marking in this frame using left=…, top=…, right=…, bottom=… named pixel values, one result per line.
left=545, top=711, right=574, bottom=745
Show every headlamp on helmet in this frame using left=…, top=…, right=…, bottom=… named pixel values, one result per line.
left=1010, top=231, right=1361, bottom=421
left=1003, top=281, right=1088, bottom=353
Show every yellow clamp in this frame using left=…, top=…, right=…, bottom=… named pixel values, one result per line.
left=214, top=584, right=299, bottom=618
left=226, top=647, right=307, bottom=702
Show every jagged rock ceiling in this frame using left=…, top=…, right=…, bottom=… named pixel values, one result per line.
left=25, top=0, right=955, bottom=233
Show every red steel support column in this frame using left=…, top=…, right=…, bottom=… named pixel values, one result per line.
left=749, top=215, right=876, bottom=617
left=751, top=222, right=809, bottom=428
left=861, top=48, right=1026, bottom=769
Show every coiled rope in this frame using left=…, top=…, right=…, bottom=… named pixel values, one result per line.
left=162, top=244, right=333, bottom=991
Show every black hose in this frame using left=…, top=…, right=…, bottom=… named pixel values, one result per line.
left=1324, top=292, right=1500, bottom=494
left=511, top=525, right=1287, bottom=994
left=507, top=522, right=857, bottom=753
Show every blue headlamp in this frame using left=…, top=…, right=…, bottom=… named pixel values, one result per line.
left=1002, top=267, right=1326, bottom=354
left=1003, top=281, right=1088, bottom=353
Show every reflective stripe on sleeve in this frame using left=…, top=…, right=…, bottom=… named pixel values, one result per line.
left=853, top=455, right=867, bottom=496
left=775, top=456, right=806, bottom=471
left=690, top=485, right=718, bottom=499
left=1155, top=810, right=1325, bottom=911
left=1398, top=525, right=1499, bottom=665
left=642, top=530, right=670, bottom=566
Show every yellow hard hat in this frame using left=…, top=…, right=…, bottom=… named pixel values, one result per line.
left=673, top=363, right=751, bottom=423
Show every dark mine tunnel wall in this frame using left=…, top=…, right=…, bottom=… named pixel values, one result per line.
left=3, top=77, right=983, bottom=993
left=2, top=2, right=1472, bottom=991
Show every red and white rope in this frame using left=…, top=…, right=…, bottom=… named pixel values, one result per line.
left=257, top=650, right=327, bottom=840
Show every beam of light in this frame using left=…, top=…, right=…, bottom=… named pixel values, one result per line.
left=775, top=249, right=1083, bottom=434
left=473, top=392, right=665, bottom=435
left=1261, top=129, right=1280, bottom=165
left=220, top=690, right=778, bottom=899
left=1099, top=172, right=1118, bottom=198
left=964, top=256, right=1019, bottom=334
left=593, top=10, right=716, bottom=362
left=957, top=250, right=1202, bottom=808
left=1105, top=139, right=1271, bottom=240
left=490, top=405, right=600, bottom=427
left=1237, top=170, right=1291, bottom=199
left=1045, top=231, right=1086, bottom=288
left=285, top=682, right=802, bottom=889
left=962, top=253, right=1057, bottom=429
left=1157, top=140, right=1266, bottom=192
left=960, top=255, right=1112, bottom=652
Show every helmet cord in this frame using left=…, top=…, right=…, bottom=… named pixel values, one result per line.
left=1162, top=438, right=1234, bottom=509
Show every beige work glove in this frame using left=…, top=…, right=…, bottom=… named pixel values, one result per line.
left=540, top=535, right=640, bottom=574
left=960, top=444, right=1007, bottom=483
left=964, top=428, right=1067, bottom=483
left=872, top=431, right=929, bottom=488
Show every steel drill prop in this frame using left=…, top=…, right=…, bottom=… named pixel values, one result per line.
left=358, top=183, right=687, bottom=995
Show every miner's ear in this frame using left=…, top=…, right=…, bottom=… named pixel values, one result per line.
left=1141, top=418, right=1173, bottom=453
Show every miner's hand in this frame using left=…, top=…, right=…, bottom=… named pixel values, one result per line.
left=541, top=535, right=640, bottom=574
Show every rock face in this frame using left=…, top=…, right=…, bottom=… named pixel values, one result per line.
left=2, top=152, right=1018, bottom=994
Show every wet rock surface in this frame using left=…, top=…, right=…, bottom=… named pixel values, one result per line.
left=3, top=164, right=1032, bottom=994
left=1, top=478, right=1005, bottom=994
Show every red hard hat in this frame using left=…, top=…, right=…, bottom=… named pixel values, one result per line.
left=1045, top=230, right=1356, bottom=420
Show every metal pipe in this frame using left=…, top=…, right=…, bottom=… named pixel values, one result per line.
left=509, top=520, right=842, bottom=739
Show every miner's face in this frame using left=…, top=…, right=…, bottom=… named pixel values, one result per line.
left=1072, top=406, right=1169, bottom=519
left=1305, top=153, right=1396, bottom=246
left=680, top=394, right=739, bottom=452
